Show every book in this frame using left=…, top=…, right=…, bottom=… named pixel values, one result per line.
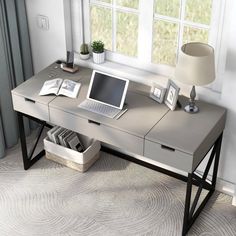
left=47, top=126, right=85, bottom=153
left=58, top=129, right=72, bottom=147
left=47, top=126, right=59, bottom=142
left=51, top=127, right=66, bottom=144
left=66, top=132, right=84, bottom=152
left=39, top=78, right=81, bottom=98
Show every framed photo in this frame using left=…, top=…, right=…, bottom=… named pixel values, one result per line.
left=150, top=83, right=166, bottom=103
left=164, top=79, right=180, bottom=111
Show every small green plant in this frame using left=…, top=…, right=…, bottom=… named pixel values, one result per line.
left=91, top=40, right=104, bottom=53
left=80, top=43, right=89, bottom=55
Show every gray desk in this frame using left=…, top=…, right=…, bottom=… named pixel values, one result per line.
left=11, top=63, right=226, bottom=235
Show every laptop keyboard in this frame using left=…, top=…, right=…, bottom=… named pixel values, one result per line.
left=79, top=100, right=121, bottom=118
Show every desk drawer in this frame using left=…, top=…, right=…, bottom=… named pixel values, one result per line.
left=144, top=140, right=193, bottom=172
left=50, top=108, right=143, bottom=155
left=12, top=94, right=49, bottom=121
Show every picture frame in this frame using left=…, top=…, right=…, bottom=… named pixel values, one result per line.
left=164, top=79, right=180, bottom=111
left=150, top=83, right=166, bottom=103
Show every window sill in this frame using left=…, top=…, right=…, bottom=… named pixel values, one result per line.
left=75, top=54, right=221, bottom=101
left=75, top=55, right=169, bottom=87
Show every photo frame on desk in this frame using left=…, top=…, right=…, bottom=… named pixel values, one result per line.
left=164, top=79, right=180, bottom=111
left=150, top=83, right=166, bottom=103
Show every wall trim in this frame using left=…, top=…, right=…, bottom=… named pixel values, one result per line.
left=216, top=178, right=236, bottom=206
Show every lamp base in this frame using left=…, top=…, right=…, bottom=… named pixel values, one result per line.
left=184, top=104, right=199, bottom=113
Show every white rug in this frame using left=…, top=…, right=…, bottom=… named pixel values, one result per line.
left=0, top=143, right=236, bottom=236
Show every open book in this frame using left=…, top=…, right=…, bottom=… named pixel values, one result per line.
left=39, top=78, right=81, bottom=98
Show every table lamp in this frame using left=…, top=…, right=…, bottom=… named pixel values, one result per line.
left=175, top=42, right=215, bottom=113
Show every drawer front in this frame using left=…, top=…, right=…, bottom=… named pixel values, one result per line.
left=50, top=108, right=143, bottom=155
left=144, top=140, right=193, bottom=172
left=12, top=94, right=49, bottom=121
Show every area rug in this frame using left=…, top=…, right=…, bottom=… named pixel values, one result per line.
left=0, top=143, right=235, bottom=236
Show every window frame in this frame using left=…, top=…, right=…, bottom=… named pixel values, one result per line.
left=74, top=0, right=227, bottom=92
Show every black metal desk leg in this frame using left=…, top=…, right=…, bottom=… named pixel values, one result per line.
left=182, top=132, right=223, bottom=235
left=212, top=133, right=223, bottom=189
left=17, top=112, right=46, bottom=170
left=182, top=173, right=193, bottom=236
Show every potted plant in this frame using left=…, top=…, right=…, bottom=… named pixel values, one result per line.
left=91, top=40, right=105, bottom=64
left=79, top=43, right=90, bottom=60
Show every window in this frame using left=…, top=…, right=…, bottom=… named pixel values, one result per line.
left=152, top=0, right=212, bottom=66
left=88, top=0, right=139, bottom=57
left=81, top=0, right=225, bottom=83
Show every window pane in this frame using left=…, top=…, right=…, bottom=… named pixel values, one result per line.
left=116, top=0, right=139, bottom=9
left=183, top=26, right=209, bottom=44
left=154, top=0, right=180, bottom=18
left=90, top=6, right=112, bottom=50
left=185, top=0, right=212, bottom=25
left=152, top=20, right=178, bottom=65
left=116, top=12, right=138, bottom=57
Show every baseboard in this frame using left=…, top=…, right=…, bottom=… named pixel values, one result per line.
left=102, top=143, right=236, bottom=206
left=229, top=184, right=236, bottom=206
left=233, top=195, right=236, bottom=206
left=215, top=178, right=236, bottom=206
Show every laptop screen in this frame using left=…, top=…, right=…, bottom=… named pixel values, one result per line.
left=87, top=70, right=129, bottom=109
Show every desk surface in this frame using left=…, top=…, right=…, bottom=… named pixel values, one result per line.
left=146, top=96, right=226, bottom=155
left=12, top=63, right=83, bottom=104
left=11, top=63, right=226, bottom=172
left=49, top=76, right=169, bottom=138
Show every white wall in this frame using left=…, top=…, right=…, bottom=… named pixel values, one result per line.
left=25, top=0, right=68, bottom=73
left=215, top=1, right=236, bottom=187
left=191, top=1, right=236, bottom=192
left=25, top=1, right=236, bottom=193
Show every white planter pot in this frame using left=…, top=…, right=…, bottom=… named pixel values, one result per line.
left=79, top=53, right=90, bottom=60
left=92, top=52, right=105, bottom=64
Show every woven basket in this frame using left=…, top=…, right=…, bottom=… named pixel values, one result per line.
left=46, top=151, right=100, bottom=172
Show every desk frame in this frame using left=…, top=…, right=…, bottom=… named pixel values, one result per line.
left=17, top=112, right=52, bottom=170
left=17, top=111, right=223, bottom=236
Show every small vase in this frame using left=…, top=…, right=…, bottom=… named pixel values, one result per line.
left=80, top=53, right=90, bottom=60
left=92, top=52, right=105, bottom=64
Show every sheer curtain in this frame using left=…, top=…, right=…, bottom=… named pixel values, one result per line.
left=0, top=0, right=33, bottom=158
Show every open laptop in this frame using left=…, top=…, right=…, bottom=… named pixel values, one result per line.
left=78, top=70, right=129, bottom=118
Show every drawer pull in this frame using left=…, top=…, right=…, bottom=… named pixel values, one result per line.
left=88, top=120, right=100, bottom=126
left=24, top=98, right=35, bottom=103
left=161, top=145, right=175, bottom=152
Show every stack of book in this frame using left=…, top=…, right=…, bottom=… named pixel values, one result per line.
left=47, top=126, right=84, bottom=153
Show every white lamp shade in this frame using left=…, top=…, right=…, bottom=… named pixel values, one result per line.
left=175, top=42, right=215, bottom=86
